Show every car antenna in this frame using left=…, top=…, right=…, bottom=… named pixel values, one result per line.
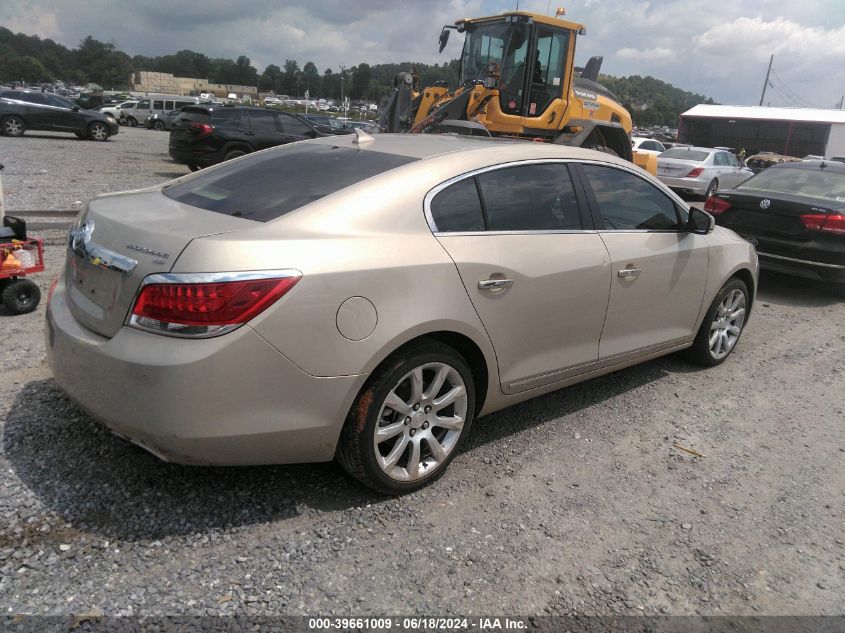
left=352, top=128, right=375, bottom=145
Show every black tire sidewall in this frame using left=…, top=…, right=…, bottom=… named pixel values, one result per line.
left=224, top=150, right=247, bottom=161
left=3, top=116, right=25, bottom=137
left=2, top=279, right=40, bottom=315
left=345, top=344, right=476, bottom=494
left=691, top=278, right=748, bottom=366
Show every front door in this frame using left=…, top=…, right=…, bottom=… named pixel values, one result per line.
left=576, top=163, right=709, bottom=359
left=429, top=162, right=611, bottom=393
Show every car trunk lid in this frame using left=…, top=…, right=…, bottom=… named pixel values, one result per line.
left=65, top=190, right=250, bottom=338
left=657, top=157, right=701, bottom=177
left=717, top=190, right=839, bottom=240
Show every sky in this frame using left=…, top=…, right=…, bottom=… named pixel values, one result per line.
left=2, top=0, right=844, bottom=108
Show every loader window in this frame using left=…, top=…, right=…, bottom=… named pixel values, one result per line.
left=460, top=21, right=529, bottom=115
left=527, top=28, right=569, bottom=117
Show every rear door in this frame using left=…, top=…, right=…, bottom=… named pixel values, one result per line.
left=577, top=163, right=709, bottom=359
left=245, top=110, right=287, bottom=149
left=430, top=161, right=611, bottom=394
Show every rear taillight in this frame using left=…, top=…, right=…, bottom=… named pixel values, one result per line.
left=686, top=167, right=704, bottom=178
left=189, top=122, right=213, bottom=138
left=800, top=213, right=845, bottom=235
left=128, top=271, right=300, bottom=337
left=704, top=195, right=731, bottom=215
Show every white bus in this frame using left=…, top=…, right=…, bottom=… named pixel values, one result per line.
left=121, top=93, right=200, bottom=127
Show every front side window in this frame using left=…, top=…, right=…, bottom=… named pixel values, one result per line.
left=580, top=164, right=682, bottom=231
left=280, top=115, right=311, bottom=135
left=137, top=99, right=150, bottom=109
left=477, top=163, right=582, bottom=231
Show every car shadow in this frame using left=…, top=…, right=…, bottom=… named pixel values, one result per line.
left=757, top=270, right=841, bottom=307
left=3, top=360, right=670, bottom=541
left=153, top=171, right=189, bottom=179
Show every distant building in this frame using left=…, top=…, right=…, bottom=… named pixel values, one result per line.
left=131, top=71, right=258, bottom=100
left=679, top=105, right=845, bottom=158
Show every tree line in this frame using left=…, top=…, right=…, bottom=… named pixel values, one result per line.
left=0, top=26, right=712, bottom=125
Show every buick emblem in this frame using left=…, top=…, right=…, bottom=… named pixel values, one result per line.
left=760, top=199, right=771, bottom=209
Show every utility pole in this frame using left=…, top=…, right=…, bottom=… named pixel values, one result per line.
left=759, top=54, right=773, bottom=106
left=839, top=95, right=844, bottom=110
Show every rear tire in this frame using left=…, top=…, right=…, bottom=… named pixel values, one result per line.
left=2, top=115, right=25, bottom=137
left=126, top=117, right=138, bottom=127
left=188, top=164, right=202, bottom=172
left=686, top=278, right=749, bottom=366
left=585, top=144, right=619, bottom=157
left=223, top=149, right=248, bottom=161
left=337, top=340, right=476, bottom=495
left=1, top=279, right=40, bottom=315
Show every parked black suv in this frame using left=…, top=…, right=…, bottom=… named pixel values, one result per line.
left=0, top=90, right=119, bottom=141
left=169, top=105, right=327, bottom=170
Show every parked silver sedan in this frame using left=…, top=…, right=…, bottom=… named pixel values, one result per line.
left=46, top=134, right=758, bottom=494
left=657, top=146, right=754, bottom=198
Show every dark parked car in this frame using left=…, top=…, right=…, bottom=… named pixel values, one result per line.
left=302, top=114, right=355, bottom=135
left=0, top=90, right=118, bottom=141
left=706, top=160, right=845, bottom=288
left=146, top=109, right=181, bottom=131
left=169, top=105, right=326, bottom=170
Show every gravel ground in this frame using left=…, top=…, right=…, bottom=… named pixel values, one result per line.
left=0, top=131, right=843, bottom=623
left=0, top=127, right=187, bottom=211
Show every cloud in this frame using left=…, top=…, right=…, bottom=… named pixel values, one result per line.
left=0, top=0, right=843, bottom=107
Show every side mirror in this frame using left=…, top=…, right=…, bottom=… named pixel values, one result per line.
left=71, top=105, right=80, bottom=112
left=438, top=28, right=451, bottom=53
left=688, top=207, right=715, bottom=234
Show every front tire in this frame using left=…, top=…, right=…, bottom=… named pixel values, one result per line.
left=2, top=116, right=25, bottom=137
left=337, top=341, right=476, bottom=494
left=686, top=278, right=749, bottom=366
left=1, top=279, right=41, bottom=315
left=87, top=121, right=110, bottom=141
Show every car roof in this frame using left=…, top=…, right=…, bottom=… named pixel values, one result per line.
left=774, top=160, right=845, bottom=173
left=304, top=132, right=637, bottom=166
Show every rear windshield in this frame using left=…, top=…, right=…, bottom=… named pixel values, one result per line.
left=737, top=166, right=845, bottom=203
left=163, top=143, right=418, bottom=221
left=660, top=148, right=710, bottom=161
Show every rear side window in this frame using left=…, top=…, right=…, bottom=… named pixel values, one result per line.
left=210, top=109, right=242, bottom=126
left=137, top=99, right=150, bottom=109
left=430, top=178, right=485, bottom=232
left=477, top=163, right=583, bottom=231
left=163, top=144, right=418, bottom=222
left=580, top=164, right=681, bottom=230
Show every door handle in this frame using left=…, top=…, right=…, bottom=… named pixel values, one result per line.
left=617, top=267, right=641, bottom=279
left=478, top=278, right=514, bottom=290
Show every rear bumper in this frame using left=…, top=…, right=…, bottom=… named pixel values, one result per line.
left=46, top=279, right=364, bottom=465
left=758, top=251, right=845, bottom=283
left=658, top=175, right=709, bottom=196
left=169, top=146, right=222, bottom=167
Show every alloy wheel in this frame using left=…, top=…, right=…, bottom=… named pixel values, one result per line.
left=709, top=288, right=746, bottom=360
left=3, top=117, right=24, bottom=136
left=89, top=123, right=108, bottom=141
left=373, top=362, right=467, bottom=482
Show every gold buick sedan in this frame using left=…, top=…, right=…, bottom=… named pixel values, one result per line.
left=46, top=133, right=758, bottom=494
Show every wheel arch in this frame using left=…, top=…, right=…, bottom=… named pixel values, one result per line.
left=730, top=267, right=756, bottom=312
left=222, top=141, right=253, bottom=156
left=361, top=329, right=493, bottom=417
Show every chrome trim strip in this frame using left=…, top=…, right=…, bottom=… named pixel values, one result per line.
left=69, top=221, right=138, bottom=275
left=758, top=252, right=845, bottom=269
left=423, top=157, right=690, bottom=234
left=140, top=269, right=302, bottom=286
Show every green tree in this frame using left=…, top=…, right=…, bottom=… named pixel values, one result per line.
left=350, top=62, right=371, bottom=100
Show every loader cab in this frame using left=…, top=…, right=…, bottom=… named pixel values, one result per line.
left=457, top=13, right=574, bottom=120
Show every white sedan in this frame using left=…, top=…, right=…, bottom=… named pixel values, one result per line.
left=632, top=136, right=666, bottom=156
left=657, top=146, right=754, bottom=198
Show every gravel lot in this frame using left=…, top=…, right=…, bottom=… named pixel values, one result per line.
left=0, top=127, right=188, bottom=211
left=0, top=129, right=843, bottom=623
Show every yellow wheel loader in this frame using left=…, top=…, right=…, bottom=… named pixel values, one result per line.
left=378, top=11, right=656, bottom=174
